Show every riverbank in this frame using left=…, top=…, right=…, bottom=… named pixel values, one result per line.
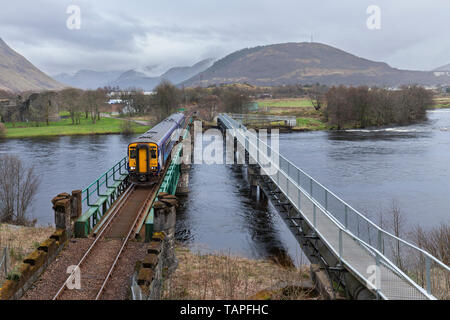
left=2, top=116, right=149, bottom=139
left=0, top=224, right=55, bottom=285
left=254, top=97, right=450, bottom=131
left=162, top=246, right=317, bottom=300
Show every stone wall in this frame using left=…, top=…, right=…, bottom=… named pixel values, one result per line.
left=0, top=229, right=68, bottom=300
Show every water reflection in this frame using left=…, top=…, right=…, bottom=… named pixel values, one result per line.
left=0, top=134, right=138, bottom=225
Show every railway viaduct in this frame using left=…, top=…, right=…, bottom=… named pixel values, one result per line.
left=0, top=113, right=448, bottom=300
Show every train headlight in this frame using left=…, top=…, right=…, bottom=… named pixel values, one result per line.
left=130, top=166, right=136, bottom=170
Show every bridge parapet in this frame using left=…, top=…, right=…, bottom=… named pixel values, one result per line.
left=74, top=158, right=129, bottom=237
left=227, top=113, right=297, bottom=127
left=218, top=113, right=449, bottom=300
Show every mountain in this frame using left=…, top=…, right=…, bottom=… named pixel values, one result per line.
left=108, top=69, right=161, bottom=90
left=106, top=59, right=214, bottom=90
left=161, top=59, right=214, bottom=84
left=183, top=42, right=450, bottom=87
left=434, top=64, right=450, bottom=72
left=53, top=70, right=124, bottom=90
left=0, top=38, right=65, bottom=92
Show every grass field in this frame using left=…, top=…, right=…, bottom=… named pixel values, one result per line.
left=3, top=115, right=149, bottom=139
left=163, top=246, right=316, bottom=300
left=432, top=96, right=450, bottom=109
left=257, top=98, right=314, bottom=108
left=0, top=224, right=55, bottom=286
left=295, top=117, right=328, bottom=130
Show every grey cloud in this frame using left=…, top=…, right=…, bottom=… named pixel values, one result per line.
left=0, top=0, right=449, bottom=75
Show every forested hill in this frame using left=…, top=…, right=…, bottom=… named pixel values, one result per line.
left=183, top=42, right=450, bottom=87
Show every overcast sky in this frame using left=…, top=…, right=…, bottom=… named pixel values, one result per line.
left=1, top=0, right=449, bottom=75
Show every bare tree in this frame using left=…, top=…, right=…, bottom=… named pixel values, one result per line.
left=308, top=84, right=326, bottom=111
left=0, top=155, right=40, bottom=225
left=83, top=90, right=106, bottom=124
left=0, top=123, right=6, bottom=138
left=58, top=88, right=83, bottom=125
left=413, top=223, right=449, bottom=266
left=199, top=95, right=221, bottom=121
left=154, top=81, right=180, bottom=121
left=389, top=200, right=406, bottom=270
left=223, top=88, right=251, bottom=114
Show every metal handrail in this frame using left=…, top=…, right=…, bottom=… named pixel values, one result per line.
left=81, top=157, right=128, bottom=204
left=219, top=113, right=449, bottom=299
left=235, top=117, right=449, bottom=271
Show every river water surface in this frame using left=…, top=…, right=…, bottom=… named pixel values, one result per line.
left=0, top=110, right=449, bottom=264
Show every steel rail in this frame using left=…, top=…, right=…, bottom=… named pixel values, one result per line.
left=52, top=184, right=135, bottom=300
left=94, top=186, right=157, bottom=300
left=94, top=115, right=194, bottom=299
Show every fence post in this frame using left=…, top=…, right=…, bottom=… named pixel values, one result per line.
left=71, top=190, right=82, bottom=220
left=344, top=206, right=348, bottom=229
left=377, top=230, right=383, bottom=254
left=313, top=204, right=317, bottom=228
left=426, top=256, right=431, bottom=295
left=339, top=229, right=343, bottom=260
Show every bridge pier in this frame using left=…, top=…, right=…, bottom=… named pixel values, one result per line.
left=254, top=171, right=376, bottom=300
left=176, top=164, right=190, bottom=195
left=153, top=196, right=179, bottom=275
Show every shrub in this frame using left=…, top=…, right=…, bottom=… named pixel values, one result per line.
left=0, top=123, right=6, bottom=138
left=120, top=119, right=135, bottom=135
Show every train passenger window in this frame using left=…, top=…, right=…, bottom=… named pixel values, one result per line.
left=130, top=148, right=137, bottom=158
left=150, top=148, right=157, bottom=158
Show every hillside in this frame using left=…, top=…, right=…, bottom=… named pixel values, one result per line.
left=109, top=59, right=214, bottom=90
left=161, top=58, right=214, bottom=84
left=0, top=38, right=65, bottom=92
left=54, top=70, right=124, bottom=90
left=108, top=69, right=161, bottom=90
left=55, top=59, right=214, bottom=91
left=434, top=64, right=450, bottom=72
left=183, top=42, right=450, bottom=87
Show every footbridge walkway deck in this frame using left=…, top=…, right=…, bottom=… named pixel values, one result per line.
left=218, top=113, right=449, bottom=300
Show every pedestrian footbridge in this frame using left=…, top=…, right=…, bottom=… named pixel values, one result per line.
left=218, top=113, right=449, bottom=300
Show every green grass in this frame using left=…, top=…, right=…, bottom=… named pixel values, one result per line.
left=257, top=99, right=314, bottom=108
left=431, top=97, right=450, bottom=109
left=3, top=116, right=149, bottom=139
left=294, top=117, right=328, bottom=131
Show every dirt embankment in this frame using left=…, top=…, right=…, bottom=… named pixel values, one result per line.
left=163, top=246, right=319, bottom=300
left=0, top=224, right=55, bottom=285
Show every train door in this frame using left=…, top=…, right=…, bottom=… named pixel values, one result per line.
left=137, top=144, right=149, bottom=173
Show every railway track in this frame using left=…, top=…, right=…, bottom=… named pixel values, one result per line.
left=25, top=113, right=193, bottom=300
left=52, top=184, right=157, bottom=300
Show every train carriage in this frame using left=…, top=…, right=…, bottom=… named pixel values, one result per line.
left=127, top=113, right=185, bottom=185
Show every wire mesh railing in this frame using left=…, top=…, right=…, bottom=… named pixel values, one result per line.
left=81, top=157, right=128, bottom=207
left=219, top=113, right=449, bottom=300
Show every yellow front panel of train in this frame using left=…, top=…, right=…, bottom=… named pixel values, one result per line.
left=129, top=144, right=137, bottom=169
left=139, top=147, right=148, bottom=173
left=149, top=145, right=158, bottom=169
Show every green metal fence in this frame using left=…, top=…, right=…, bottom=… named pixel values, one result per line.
left=75, top=157, right=129, bottom=237
left=144, top=118, right=192, bottom=242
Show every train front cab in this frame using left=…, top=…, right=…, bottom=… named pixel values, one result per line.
left=128, top=142, right=159, bottom=184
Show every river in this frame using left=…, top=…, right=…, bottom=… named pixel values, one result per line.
left=0, top=110, right=448, bottom=264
